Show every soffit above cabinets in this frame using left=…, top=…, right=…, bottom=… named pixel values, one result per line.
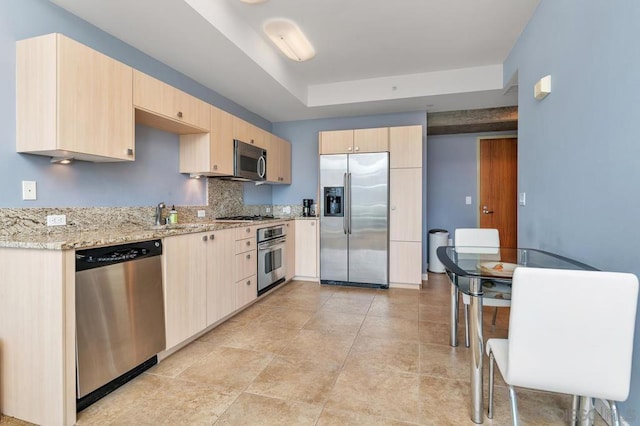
left=50, top=0, right=540, bottom=121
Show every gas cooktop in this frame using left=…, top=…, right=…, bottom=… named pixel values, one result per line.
left=215, top=215, right=275, bottom=221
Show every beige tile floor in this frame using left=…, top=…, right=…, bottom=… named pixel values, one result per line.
left=1, top=273, right=607, bottom=425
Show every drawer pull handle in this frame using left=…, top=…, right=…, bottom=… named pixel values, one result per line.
left=202, top=235, right=208, bottom=242
left=246, top=280, right=251, bottom=286
left=246, top=254, right=251, bottom=259
left=177, top=111, right=183, bottom=118
left=246, top=241, right=251, bottom=246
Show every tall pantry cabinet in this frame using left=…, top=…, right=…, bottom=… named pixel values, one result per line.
left=389, top=125, right=423, bottom=286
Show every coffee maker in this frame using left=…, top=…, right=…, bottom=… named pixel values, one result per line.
left=302, top=199, right=313, bottom=217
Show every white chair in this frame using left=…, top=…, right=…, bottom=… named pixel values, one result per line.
left=487, top=267, right=639, bottom=425
left=454, top=228, right=509, bottom=347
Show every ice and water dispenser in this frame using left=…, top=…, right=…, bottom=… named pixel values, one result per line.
left=324, top=187, right=344, bottom=217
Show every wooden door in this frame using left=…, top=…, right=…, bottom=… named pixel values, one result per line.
left=479, top=137, right=518, bottom=248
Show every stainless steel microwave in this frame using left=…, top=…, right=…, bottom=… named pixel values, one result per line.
left=234, top=139, right=266, bottom=181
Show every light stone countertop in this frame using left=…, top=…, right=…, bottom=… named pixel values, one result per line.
left=0, top=218, right=298, bottom=251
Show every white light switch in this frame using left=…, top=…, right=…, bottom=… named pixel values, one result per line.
left=519, top=192, right=526, bottom=206
left=197, top=210, right=206, bottom=218
left=22, top=181, right=37, bottom=200
left=465, top=196, right=472, bottom=205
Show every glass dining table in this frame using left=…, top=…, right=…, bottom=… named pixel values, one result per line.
left=436, top=246, right=597, bottom=424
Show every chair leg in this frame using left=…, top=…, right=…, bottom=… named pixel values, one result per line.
left=608, top=400, right=621, bottom=426
left=488, top=351, right=495, bottom=419
left=570, top=395, right=580, bottom=426
left=508, top=385, right=520, bottom=426
left=491, top=306, right=498, bottom=329
left=464, top=302, right=470, bottom=347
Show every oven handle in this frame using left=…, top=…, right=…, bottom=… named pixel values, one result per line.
left=258, top=237, right=286, bottom=250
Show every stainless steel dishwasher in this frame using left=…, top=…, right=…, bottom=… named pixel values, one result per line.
left=75, top=239, right=166, bottom=411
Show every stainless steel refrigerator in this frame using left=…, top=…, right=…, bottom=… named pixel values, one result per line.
left=319, top=152, right=389, bottom=288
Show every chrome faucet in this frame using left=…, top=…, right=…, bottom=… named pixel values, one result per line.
left=155, top=202, right=166, bottom=226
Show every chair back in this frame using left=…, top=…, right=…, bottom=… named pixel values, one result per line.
left=454, top=228, right=500, bottom=254
left=506, top=267, right=639, bottom=401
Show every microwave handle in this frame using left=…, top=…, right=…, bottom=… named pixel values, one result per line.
left=258, top=156, right=266, bottom=178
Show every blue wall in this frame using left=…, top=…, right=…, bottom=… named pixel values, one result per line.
left=271, top=111, right=429, bottom=270
left=426, top=131, right=515, bottom=243
left=0, top=0, right=270, bottom=208
left=505, top=0, right=640, bottom=421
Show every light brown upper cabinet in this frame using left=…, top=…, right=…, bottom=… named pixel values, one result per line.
left=133, top=70, right=210, bottom=134
left=319, top=128, right=389, bottom=154
left=390, top=125, right=423, bottom=168
left=232, top=116, right=267, bottom=148
left=180, top=106, right=234, bottom=176
left=17, top=33, right=135, bottom=162
left=266, top=134, right=292, bottom=184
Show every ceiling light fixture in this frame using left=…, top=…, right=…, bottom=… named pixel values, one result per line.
left=50, top=157, right=73, bottom=165
left=263, top=19, right=315, bottom=62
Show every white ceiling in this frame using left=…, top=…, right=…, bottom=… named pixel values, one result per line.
left=50, top=0, right=540, bottom=123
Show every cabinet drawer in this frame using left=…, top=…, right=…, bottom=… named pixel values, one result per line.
left=235, top=250, right=257, bottom=281
left=235, top=237, right=256, bottom=254
left=235, top=225, right=257, bottom=240
left=236, top=275, right=257, bottom=308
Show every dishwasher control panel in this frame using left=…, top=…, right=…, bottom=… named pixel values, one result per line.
left=76, top=240, right=162, bottom=271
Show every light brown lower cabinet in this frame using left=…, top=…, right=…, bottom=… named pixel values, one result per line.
left=389, top=241, right=423, bottom=285
left=206, top=229, right=235, bottom=325
left=162, top=232, right=208, bottom=349
left=285, top=221, right=295, bottom=281
left=0, top=248, right=76, bottom=426
left=294, top=219, right=319, bottom=279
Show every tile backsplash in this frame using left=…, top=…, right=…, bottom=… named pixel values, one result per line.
left=0, top=178, right=306, bottom=236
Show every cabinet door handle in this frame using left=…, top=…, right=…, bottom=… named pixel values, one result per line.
left=347, top=146, right=352, bottom=151
left=126, top=148, right=134, bottom=156
left=202, top=235, right=208, bottom=242
left=246, top=241, right=251, bottom=246
left=246, top=254, right=251, bottom=259
left=210, top=234, right=215, bottom=240
left=177, top=111, right=183, bottom=118
left=246, top=228, right=251, bottom=233
left=246, top=280, right=251, bottom=286
left=213, top=164, right=218, bottom=170
left=355, top=146, right=360, bottom=151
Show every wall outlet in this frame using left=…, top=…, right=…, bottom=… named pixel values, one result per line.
left=197, top=210, right=206, bottom=218
left=46, top=214, right=66, bottom=226
left=265, top=207, right=271, bottom=213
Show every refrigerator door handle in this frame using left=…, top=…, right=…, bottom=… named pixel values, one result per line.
left=347, top=172, right=352, bottom=234
left=343, top=173, right=348, bottom=234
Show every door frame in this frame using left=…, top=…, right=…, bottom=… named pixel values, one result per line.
left=475, top=134, right=518, bottom=231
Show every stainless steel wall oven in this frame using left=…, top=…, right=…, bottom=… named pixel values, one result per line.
left=257, top=224, right=287, bottom=295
